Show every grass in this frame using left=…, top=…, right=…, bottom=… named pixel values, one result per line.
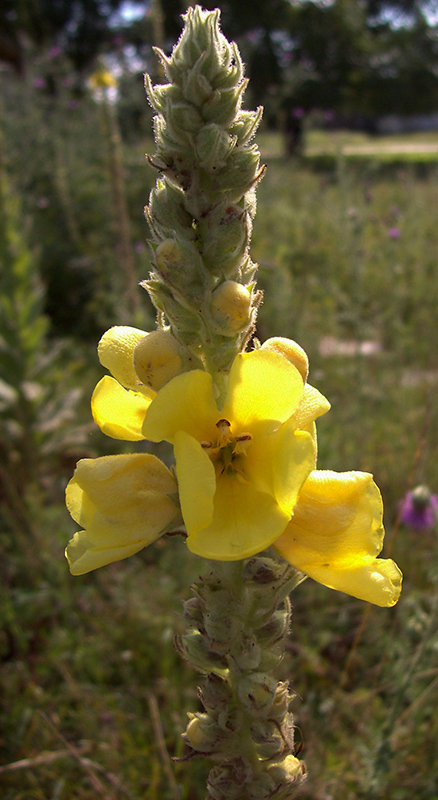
left=2, top=89, right=438, bottom=799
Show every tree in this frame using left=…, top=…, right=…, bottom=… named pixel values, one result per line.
left=1, top=0, right=125, bottom=73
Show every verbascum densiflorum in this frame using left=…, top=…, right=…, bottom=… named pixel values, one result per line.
left=67, top=324, right=401, bottom=609
left=65, top=7, right=401, bottom=796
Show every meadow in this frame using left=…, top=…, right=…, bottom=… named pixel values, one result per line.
left=1, top=73, right=438, bottom=799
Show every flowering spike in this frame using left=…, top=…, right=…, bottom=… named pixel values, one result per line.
left=143, top=5, right=264, bottom=391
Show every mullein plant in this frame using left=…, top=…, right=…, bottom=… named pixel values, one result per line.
left=65, top=7, right=402, bottom=797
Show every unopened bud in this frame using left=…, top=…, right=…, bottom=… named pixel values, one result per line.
left=268, top=754, right=305, bottom=784
left=237, top=673, right=277, bottom=713
left=199, top=674, right=233, bottom=715
left=98, top=326, right=147, bottom=389
left=185, top=713, right=219, bottom=752
left=155, top=238, right=203, bottom=285
left=261, top=337, right=309, bottom=382
left=180, top=629, right=228, bottom=671
left=211, top=281, right=252, bottom=335
left=133, top=331, right=184, bottom=391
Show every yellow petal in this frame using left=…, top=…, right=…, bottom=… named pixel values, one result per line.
left=222, top=350, right=304, bottom=438
left=291, top=384, right=330, bottom=432
left=142, top=369, right=218, bottom=443
left=274, top=470, right=402, bottom=607
left=91, top=376, right=152, bottom=440
left=187, top=475, right=290, bottom=561
left=298, top=558, right=402, bottom=607
left=65, top=454, right=179, bottom=574
left=66, top=532, right=150, bottom=575
left=174, top=430, right=216, bottom=534
left=98, top=326, right=149, bottom=389
left=244, top=422, right=315, bottom=515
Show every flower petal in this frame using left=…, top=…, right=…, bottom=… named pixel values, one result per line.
left=291, top=384, right=330, bottom=432
left=222, top=350, right=304, bottom=438
left=65, top=453, right=179, bottom=575
left=66, top=532, right=150, bottom=575
left=244, top=422, right=315, bottom=515
left=142, top=369, right=218, bottom=443
left=98, top=325, right=149, bottom=389
left=274, top=470, right=402, bottom=606
left=187, top=475, right=290, bottom=561
left=297, top=558, right=402, bottom=608
left=174, top=430, right=216, bottom=534
left=91, top=376, right=152, bottom=440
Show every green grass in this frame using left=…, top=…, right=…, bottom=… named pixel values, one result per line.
left=2, top=89, right=438, bottom=798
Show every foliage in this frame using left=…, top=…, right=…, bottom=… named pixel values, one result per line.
left=2, top=0, right=125, bottom=73
left=0, top=143, right=93, bottom=549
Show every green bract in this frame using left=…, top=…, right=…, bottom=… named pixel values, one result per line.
left=143, top=6, right=264, bottom=391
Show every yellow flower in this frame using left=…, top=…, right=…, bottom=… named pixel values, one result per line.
left=88, top=68, right=118, bottom=91
left=274, top=470, right=402, bottom=607
left=77, top=330, right=401, bottom=606
left=65, top=453, right=179, bottom=575
left=140, top=348, right=322, bottom=560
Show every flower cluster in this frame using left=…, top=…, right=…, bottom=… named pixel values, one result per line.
left=66, top=325, right=401, bottom=608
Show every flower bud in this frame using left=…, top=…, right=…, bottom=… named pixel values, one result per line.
left=196, top=123, right=234, bottom=171
left=237, top=673, right=277, bottom=713
left=230, top=631, right=261, bottom=671
left=133, top=331, right=184, bottom=391
left=245, top=774, right=277, bottom=800
left=155, top=238, right=204, bottom=286
left=185, top=713, right=220, bottom=752
left=261, top=337, right=309, bottom=382
left=207, top=762, right=253, bottom=800
left=199, top=674, right=233, bottom=715
left=267, top=755, right=305, bottom=785
left=98, top=326, right=147, bottom=390
left=180, top=629, right=228, bottom=671
left=250, top=719, right=283, bottom=760
left=210, top=281, right=252, bottom=335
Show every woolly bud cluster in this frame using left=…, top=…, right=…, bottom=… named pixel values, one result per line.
left=143, top=6, right=264, bottom=385
left=176, top=555, right=306, bottom=799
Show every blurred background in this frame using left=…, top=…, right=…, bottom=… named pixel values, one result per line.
left=1, top=1, right=438, bottom=798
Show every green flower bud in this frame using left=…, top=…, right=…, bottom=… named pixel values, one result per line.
left=256, top=608, right=289, bottom=646
left=237, top=673, right=277, bottom=714
left=250, top=720, right=284, bottom=760
left=230, top=631, right=261, bottom=671
left=216, top=706, right=243, bottom=734
left=207, top=761, right=253, bottom=800
left=202, top=83, right=246, bottom=127
left=245, top=773, right=277, bottom=800
left=210, top=281, right=252, bottom=335
left=146, top=179, right=196, bottom=243
left=179, top=629, right=228, bottom=672
left=199, top=674, right=233, bottom=715
left=230, top=108, right=263, bottom=146
left=196, top=124, right=235, bottom=172
left=199, top=203, right=251, bottom=278
left=154, top=238, right=204, bottom=287
left=214, top=146, right=263, bottom=203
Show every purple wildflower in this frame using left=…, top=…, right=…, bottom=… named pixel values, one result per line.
left=388, top=227, right=401, bottom=240
left=400, top=486, right=438, bottom=531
